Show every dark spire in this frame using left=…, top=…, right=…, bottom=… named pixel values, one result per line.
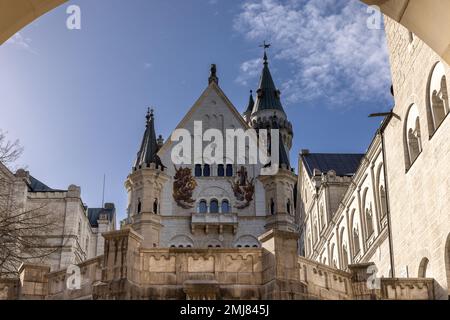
left=208, top=64, right=219, bottom=85
left=244, top=90, right=255, bottom=115
left=134, top=108, right=165, bottom=170
left=253, top=51, right=286, bottom=115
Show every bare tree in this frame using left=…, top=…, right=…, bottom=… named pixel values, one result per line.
left=0, top=130, right=23, bottom=169
left=0, top=131, right=59, bottom=278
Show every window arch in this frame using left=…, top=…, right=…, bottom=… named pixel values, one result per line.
left=427, top=62, right=449, bottom=135
left=313, top=222, right=318, bottom=244
left=320, top=205, right=325, bottom=229
left=379, top=185, right=388, bottom=218
left=221, top=200, right=230, bottom=213
left=198, top=200, right=208, bottom=214
left=137, top=199, right=142, bottom=214
left=210, top=199, right=219, bottom=213
left=404, top=104, right=423, bottom=168
left=342, top=244, right=349, bottom=270
left=307, top=236, right=312, bottom=257
left=366, top=208, right=374, bottom=238
left=286, top=199, right=291, bottom=215
left=353, top=228, right=361, bottom=257
left=418, top=257, right=429, bottom=278
left=153, top=198, right=159, bottom=214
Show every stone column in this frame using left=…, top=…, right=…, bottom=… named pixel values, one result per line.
left=259, top=229, right=306, bottom=300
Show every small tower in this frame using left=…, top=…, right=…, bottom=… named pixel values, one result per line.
left=259, top=117, right=298, bottom=233
left=251, top=48, right=297, bottom=232
left=124, top=109, right=169, bottom=248
left=243, top=90, right=255, bottom=124
left=250, top=51, right=294, bottom=156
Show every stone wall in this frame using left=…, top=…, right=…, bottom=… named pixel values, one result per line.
left=384, top=16, right=450, bottom=299
left=1, top=228, right=434, bottom=300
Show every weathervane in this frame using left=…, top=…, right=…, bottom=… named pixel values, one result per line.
left=259, top=40, right=271, bottom=50
left=259, top=41, right=271, bottom=63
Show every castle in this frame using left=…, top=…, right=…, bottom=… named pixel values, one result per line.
left=0, top=14, right=449, bottom=300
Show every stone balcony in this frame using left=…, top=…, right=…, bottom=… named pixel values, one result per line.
left=191, top=213, right=238, bottom=234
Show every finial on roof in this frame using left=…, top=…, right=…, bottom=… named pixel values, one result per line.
left=259, top=41, right=271, bottom=65
left=208, top=64, right=219, bottom=85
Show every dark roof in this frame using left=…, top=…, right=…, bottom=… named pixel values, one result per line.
left=302, top=153, right=364, bottom=177
left=244, top=90, right=255, bottom=115
left=252, top=52, right=286, bottom=115
left=134, top=109, right=165, bottom=169
left=28, top=176, right=65, bottom=192
left=87, top=204, right=115, bottom=228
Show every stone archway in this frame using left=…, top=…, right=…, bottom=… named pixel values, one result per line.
left=361, top=0, right=450, bottom=65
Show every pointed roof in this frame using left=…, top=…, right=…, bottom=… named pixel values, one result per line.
left=244, top=90, right=255, bottom=115
left=134, top=109, right=163, bottom=169
left=253, top=52, right=286, bottom=115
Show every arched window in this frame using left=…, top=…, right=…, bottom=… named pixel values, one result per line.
left=198, top=200, right=208, bottom=214
left=203, top=164, right=211, bottom=177
left=427, top=62, right=449, bottom=134
left=137, top=199, right=142, bottom=214
left=221, top=200, right=230, bottom=213
left=353, top=228, right=361, bottom=256
left=313, top=222, right=318, bottom=244
left=320, top=205, right=325, bottom=229
left=418, top=257, right=429, bottom=278
left=366, top=209, right=374, bottom=238
left=226, top=164, right=233, bottom=177
left=210, top=199, right=219, bottom=213
left=153, top=198, right=158, bottom=214
left=379, top=186, right=387, bottom=218
left=342, top=244, right=349, bottom=270
left=405, top=104, right=423, bottom=167
left=270, top=199, right=275, bottom=215
left=217, top=164, right=225, bottom=177
left=307, top=236, right=312, bottom=256
left=195, top=164, right=202, bottom=177
left=286, top=199, right=291, bottom=215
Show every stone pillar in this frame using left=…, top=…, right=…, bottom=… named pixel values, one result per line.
left=348, top=263, right=379, bottom=300
left=102, top=229, right=143, bottom=283
left=18, top=264, right=51, bottom=300
left=259, top=229, right=306, bottom=299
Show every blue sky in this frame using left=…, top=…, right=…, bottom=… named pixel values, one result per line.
left=0, top=0, right=393, bottom=221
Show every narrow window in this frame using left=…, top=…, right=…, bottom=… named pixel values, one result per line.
left=221, top=200, right=230, bottom=214
left=366, top=209, right=374, bottom=238
left=226, top=164, right=233, bottom=177
left=198, top=200, right=208, bottom=214
left=210, top=199, right=219, bottom=213
left=217, top=164, right=225, bottom=177
left=203, top=164, right=211, bottom=177
left=195, top=164, right=202, bottom=177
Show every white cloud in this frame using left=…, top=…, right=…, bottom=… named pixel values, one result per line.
left=5, top=32, right=37, bottom=54
left=234, top=0, right=392, bottom=107
left=144, top=62, right=153, bottom=69
left=236, top=58, right=260, bottom=86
